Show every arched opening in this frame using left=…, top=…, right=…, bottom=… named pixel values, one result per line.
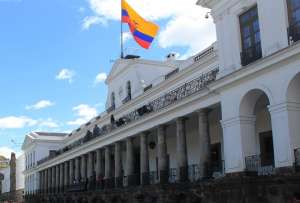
left=240, top=89, right=274, bottom=172
left=287, top=72, right=300, bottom=168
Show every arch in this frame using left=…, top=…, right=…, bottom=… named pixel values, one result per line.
left=286, top=72, right=300, bottom=153
left=240, top=89, right=271, bottom=116
left=239, top=88, right=275, bottom=170
left=286, top=72, right=300, bottom=103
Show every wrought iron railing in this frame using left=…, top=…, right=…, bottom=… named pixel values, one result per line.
left=188, top=164, right=201, bottom=182
left=288, top=22, right=300, bottom=44
left=240, top=42, right=262, bottom=66
left=149, top=171, right=159, bottom=185
left=194, top=46, right=215, bottom=63
left=245, top=155, right=261, bottom=172
left=169, top=168, right=177, bottom=183
left=245, top=155, right=275, bottom=176
left=38, top=68, right=219, bottom=166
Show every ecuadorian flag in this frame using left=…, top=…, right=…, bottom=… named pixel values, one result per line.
left=121, top=0, right=159, bottom=49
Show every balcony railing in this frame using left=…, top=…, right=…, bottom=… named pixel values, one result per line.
left=241, top=43, right=262, bottom=66
left=38, top=68, right=219, bottom=166
left=288, top=22, right=300, bottom=44
left=169, top=168, right=177, bottom=183
left=245, top=155, right=275, bottom=176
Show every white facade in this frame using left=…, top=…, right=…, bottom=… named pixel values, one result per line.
left=22, top=132, right=67, bottom=194
left=24, top=0, right=300, bottom=194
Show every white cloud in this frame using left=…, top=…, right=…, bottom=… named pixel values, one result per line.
left=84, top=0, right=216, bottom=58
left=67, top=104, right=97, bottom=126
left=26, top=100, right=55, bottom=110
left=94, top=72, right=107, bottom=84
left=82, top=16, right=107, bottom=30
left=56, top=69, right=75, bottom=83
left=38, top=119, right=59, bottom=129
left=0, top=116, right=37, bottom=129
left=0, top=146, right=21, bottom=159
left=122, top=32, right=132, bottom=43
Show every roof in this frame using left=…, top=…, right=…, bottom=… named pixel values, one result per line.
left=21, top=132, right=68, bottom=150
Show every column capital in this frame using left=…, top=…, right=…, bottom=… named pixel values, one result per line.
left=196, top=109, right=209, bottom=116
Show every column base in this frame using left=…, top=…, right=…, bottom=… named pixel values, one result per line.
left=104, top=178, right=115, bottom=189
left=128, top=174, right=139, bottom=186
left=115, top=176, right=123, bottom=188
left=178, top=166, right=188, bottom=182
left=159, top=170, right=169, bottom=184
left=141, top=172, right=150, bottom=185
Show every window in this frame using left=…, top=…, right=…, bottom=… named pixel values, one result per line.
left=111, top=92, right=115, bottom=108
left=126, top=81, right=131, bottom=99
left=123, top=81, right=132, bottom=104
left=240, top=6, right=262, bottom=66
left=287, top=0, right=300, bottom=42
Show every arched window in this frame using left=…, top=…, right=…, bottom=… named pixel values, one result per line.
left=126, top=81, right=131, bottom=99
left=111, top=92, right=115, bottom=107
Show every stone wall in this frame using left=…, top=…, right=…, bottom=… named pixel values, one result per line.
left=28, top=174, right=300, bottom=203
left=0, top=189, right=24, bottom=203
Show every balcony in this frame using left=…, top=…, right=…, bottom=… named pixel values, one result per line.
left=241, top=43, right=262, bottom=66
left=288, top=22, right=300, bottom=44
left=245, top=155, right=275, bottom=176
left=37, top=68, right=219, bottom=166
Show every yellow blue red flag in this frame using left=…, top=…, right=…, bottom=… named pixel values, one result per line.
left=121, top=0, right=159, bottom=49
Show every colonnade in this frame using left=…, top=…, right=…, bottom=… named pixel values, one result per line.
left=38, top=110, right=210, bottom=193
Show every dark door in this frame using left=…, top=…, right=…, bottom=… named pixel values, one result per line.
left=259, top=131, right=274, bottom=166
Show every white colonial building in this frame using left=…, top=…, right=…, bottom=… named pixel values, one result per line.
left=22, top=132, right=67, bottom=195
left=23, top=0, right=300, bottom=202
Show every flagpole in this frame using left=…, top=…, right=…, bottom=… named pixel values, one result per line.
left=120, top=0, right=124, bottom=59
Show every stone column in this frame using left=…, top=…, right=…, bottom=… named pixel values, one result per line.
left=75, top=157, right=80, bottom=183
left=115, top=142, right=123, bottom=187
left=140, top=133, right=150, bottom=185
left=69, top=159, right=74, bottom=185
left=59, top=164, right=64, bottom=192
left=48, top=168, right=51, bottom=193
left=64, top=162, right=69, bottom=190
left=157, top=125, right=169, bottom=184
left=95, top=149, right=103, bottom=188
left=42, top=170, right=45, bottom=193
left=126, top=137, right=136, bottom=186
left=56, top=165, right=60, bottom=193
left=176, top=117, right=188, bottom=182
left=198, top=110, right=211, bottom=178
left=52, top=166, right=56, bottom=193
left=104, top=146, right=112, bottom=188
left=87, top=152, right=94, bottom=190
left=81, top=155, right=87, bottom=184
left=38, top=171, right=42, bottom=193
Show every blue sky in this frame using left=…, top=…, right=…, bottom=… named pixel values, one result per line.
left=0, top=0, right=215, bottom=157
